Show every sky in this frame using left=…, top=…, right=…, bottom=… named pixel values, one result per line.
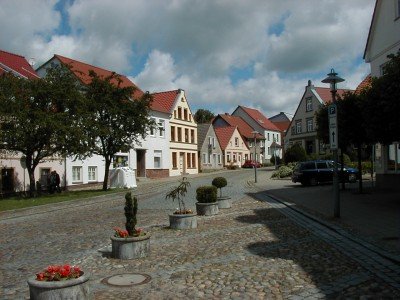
left=0, top=0, right=375, bottom=118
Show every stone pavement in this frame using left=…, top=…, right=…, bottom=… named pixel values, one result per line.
left=1, top=168, right=400, bottom=299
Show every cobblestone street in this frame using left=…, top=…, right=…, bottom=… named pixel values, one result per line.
left=1, top=169, right=400, bottom=299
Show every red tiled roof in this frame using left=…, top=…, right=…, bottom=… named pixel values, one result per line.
left=216, top=114, right=264, bottom=139
left=54, top=54, right=144, bottom=99
left=214, top=126, right=237, bottom=150
left=150, top=90, right=180, bottom=114
left=0, top=49, right=38, bottom=79
left=355, top=74, right=372, bottom=95
left=271, top=121, right=291, bottom=133
left=237, top=106, right=279, bottom=131
left=314, top=87, right=351, bottom=103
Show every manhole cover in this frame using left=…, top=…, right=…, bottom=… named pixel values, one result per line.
left=101, top=273, right=151, bottom=287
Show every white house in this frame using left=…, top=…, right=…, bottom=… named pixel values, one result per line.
left=363, top=0, right=400, bottom=188
left=232, top=105, right=281, bottom=163
left=36, top=54, right=170, bottom=188
left=151, top=89, right=198, bottom=176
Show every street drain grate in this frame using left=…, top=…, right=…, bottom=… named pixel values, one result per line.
left=101, top=273, right=151, bottom=287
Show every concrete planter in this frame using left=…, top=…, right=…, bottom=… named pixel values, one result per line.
left=27, top=272, right=90, bottom=300
left=196, top=202, right=219, bottom=216
left=217, top=197, right=232, bottom=209
left=169, top=213, right=197, bottom=229
left=111, top=234, right=151, bottom=260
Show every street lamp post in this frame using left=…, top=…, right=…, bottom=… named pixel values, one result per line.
left=322, top=68, right=344, bottom=218
left=252, top=131, right=259, bottom=183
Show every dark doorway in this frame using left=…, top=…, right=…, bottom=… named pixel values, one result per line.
left=306, top=140, right=314, bottom=155
left=2, top=168, right=14, bottom=192
left=136, top=150, right=146, bottom=177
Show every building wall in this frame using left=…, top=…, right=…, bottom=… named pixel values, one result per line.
left=169, top=90, right=198, bottom=176
left=223, top=129, right=250, bottom=167
left=199, top=126, right=223, bottom=171
left=0, top=152, right=65, bottom=193
left=284, top=82, right=323, bottom=156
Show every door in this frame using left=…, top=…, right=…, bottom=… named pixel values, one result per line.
left=136, top=150, right=146, bottom=177
left=40, top=168, right=51, bottom=190
left=1, top=168, right=14, bottom=192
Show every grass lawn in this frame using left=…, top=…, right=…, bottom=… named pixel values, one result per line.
left=0, top=189, right=127, bottom=212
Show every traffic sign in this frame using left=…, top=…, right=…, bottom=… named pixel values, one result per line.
left=328, top=104, right=338, bottom=150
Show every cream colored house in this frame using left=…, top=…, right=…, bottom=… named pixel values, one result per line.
left=152, top=89, right=198, bottom=176
left=214, top=126, right=250, bottom=168
left=364, top=0, right=400, bottom=188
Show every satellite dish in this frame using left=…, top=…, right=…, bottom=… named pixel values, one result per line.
left=28, top=58, right=35, bottom=67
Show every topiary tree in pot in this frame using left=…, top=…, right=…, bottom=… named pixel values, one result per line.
left=212, top=177, right=227, bottom=198
left=212, top=176, right=231, bottom=208
left=196, top=185, right=219, bottom=216
left=166, top=177, right=197, bottom=229
left=111, top=192, right=150, bottom=259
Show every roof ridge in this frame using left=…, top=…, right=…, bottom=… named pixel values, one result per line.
left=0, top=49, right=26, bottom=59
left=151, top=89, right=179, bottom=95
left=55, top=54, right=122, bottom=76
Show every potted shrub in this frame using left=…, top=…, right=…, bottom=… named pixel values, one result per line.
left=27, top=264, right=90, bottom=300
left=111, top=192, right=150, bottom=259
left=212, top=176, right=231, bottom=209
left=195, top=185, right=219, bottom=216
left=166, top=177, right=197, bottom=229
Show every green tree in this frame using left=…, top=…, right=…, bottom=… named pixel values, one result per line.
left=284, top=144, right=307, bottom=163
left=362, top=50, right=400, bottom=145
left=0, top=65, right=84, bottom=196
left=83, top=71, right=153, bottom=190
left=194, top=109, right=214, bottom=124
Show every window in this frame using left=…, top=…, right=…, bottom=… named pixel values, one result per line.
left=177, top=127, right=182, bottom=142
left=233, top=154, right=237, bottom=162
left=267, top=147, right=271, bottom=155
left=218, top=154, right=222, bottom=164
left=388, top=143, right=400, bottom=172
left=191, top=129, right=195, bottom=143
left=149, top=117, right=156, bottom=136
left=291, top=126, right=295, bottom=135
left=171, top=126, right=176, bottom=141
left=227, top=153, right=231, bottom=162
left=203, top=153, right=207, bottom=164
left=72, top=166, right=82, bottom=182
left=187, top=153, right=191, bottom=168
left=235, top=137, right=239, bottom=147
left=260, top=140, right=264, bottom=147
left=276, top=135, right=279, bottom=143
left=267, top=133, right=270, bottom=141
left=88, top=166, right=97, bottom=181
left=154, top=150, right=162, bottom=168
left=192, top=153, right=196, bottom=168
left=296, top=121, right=302, bottom=134
left=306, top=97, right=313, bottom=111
left=316, top=162, right=328, bottom=169
left=178, top=107, right=182, bottom=119
left=185, top=128, right=189, bottom=143
left=307, top=118, right=314, bottom=132
left=184, top=108, right=188, bottom=120
left=172, top=152, right=177, bottom=169
left=158, top=120, right=165, bottom=137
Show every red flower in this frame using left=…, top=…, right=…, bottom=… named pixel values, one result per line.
left=36, top=272, right=45, bottom=281
left=73, top=266, right=81, bottom=273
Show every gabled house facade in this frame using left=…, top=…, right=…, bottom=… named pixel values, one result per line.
left=269, top=112, right=291, bottom=151
left=214, top=126, right=250, bottom=168
left=284, top=80, right=350, bottom=156
left=232, top=106, right=281, bottom=163
left=36, top=54, right=170, bottom=187
left=152, top=89, right=198, bottom=176
left=197, top=124, right=223, bottom=171
left=213, top=113, right=264, bottom=163
left=364, top=0, right=400, bottom=188
left=0, top=49, right=65, bottom=194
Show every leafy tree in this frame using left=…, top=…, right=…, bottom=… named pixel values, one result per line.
left=284, top=144, right=307, bottom=163
left=83, top=71, right=153, bottom=190
left=362, top=50, right=400, bottom=145
left=194, top=109, right=214, bottom=124
left=0, top=65, right=84, bottom=196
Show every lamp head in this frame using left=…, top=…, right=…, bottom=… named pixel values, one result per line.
left=321, top=68, right=345, bottom=92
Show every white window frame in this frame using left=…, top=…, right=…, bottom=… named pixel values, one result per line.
left=306, top=97, right=313, bottom=112
left=72, top=166, right=82, bottom=183
left=307, top=119, right=313, bottom=132
left=202, top=153, right=207, bottom=164
left=158, top=120, right=165, bottom=138
left=88, top=166, right=97, bottom=182
left=154, top=150, right=162, bottom=169
left=296, top=121, right=302, bottom=134
left=150, top=117, right=156, bottom=136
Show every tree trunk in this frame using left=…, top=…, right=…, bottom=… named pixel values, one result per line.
left=103, top=158, right=111, bottom=191
left=25, top=155, right=36, bottom=197
left=357, top=144, right=363, bottom=194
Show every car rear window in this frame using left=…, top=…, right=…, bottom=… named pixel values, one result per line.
left=317, top=162, right=328, bottom=169
left=303, top=162, right=316, bottom=170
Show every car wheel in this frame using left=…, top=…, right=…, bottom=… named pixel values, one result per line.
left=309, top=177, right=317, bottom=186
left=348, top=174, right=357, bottom=183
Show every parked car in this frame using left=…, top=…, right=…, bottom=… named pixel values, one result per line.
left=291, top=160, right=358, bottom=186
left=242, top=160, right=261, bottom=168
